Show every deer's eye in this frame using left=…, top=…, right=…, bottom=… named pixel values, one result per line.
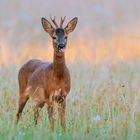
left=65, top=36, right=67, bottom=39
left=52, top=36, right=56, bottom=39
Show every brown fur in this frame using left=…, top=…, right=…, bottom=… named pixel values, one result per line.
left=16, top=16, right=78, bottom=131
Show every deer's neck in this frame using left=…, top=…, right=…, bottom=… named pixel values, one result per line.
left=53, top=51, right=66, bottom=76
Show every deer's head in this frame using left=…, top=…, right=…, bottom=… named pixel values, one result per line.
left=41, top=16, right=78, bottom=53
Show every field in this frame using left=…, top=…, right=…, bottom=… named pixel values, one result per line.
left=1, top=0, right=140, bottom=140
left=0, top=60, right=140, bottom=140
left=1, top=1, right=140, bottom=139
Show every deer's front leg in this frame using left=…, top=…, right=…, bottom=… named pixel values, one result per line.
left=47, top=103, right=55, bottom=131
left=34, top=102, right=44, bottom=125
left=58, top=100, right=66, bottom=132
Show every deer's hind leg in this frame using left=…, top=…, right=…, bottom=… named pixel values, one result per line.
left=16, top=86, right=31, bottom=124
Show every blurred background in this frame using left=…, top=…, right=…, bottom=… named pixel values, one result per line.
left=0, top=0, right=140, bottom=66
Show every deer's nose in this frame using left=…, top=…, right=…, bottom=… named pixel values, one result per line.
left=58, top=43, right=65, bottom=48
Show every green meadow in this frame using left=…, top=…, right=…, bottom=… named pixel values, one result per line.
left=0, top=61, right=140, bottom=140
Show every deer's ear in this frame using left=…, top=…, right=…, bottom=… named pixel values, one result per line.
left=41, top=17, right=54, bottom=36
left=64, top=17, right=78, bottom=34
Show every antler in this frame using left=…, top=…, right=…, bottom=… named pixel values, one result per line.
left=50, top=16, right=58, bottom=28
left=60, top=16, right=66, bottom=28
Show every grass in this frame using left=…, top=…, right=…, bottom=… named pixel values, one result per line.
left=0, top=61, right=140, bottom=140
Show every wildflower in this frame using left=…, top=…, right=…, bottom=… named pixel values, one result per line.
left=92, top=115, right=101, bottom=123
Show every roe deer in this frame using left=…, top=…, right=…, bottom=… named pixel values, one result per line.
left=16, top=16, right=78, bottom=131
